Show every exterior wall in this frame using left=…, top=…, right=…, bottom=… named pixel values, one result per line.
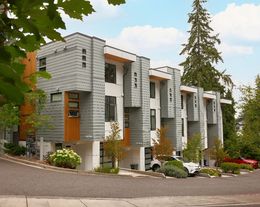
left=105, top=59, right=124, bottom=139
left=150, top=80, right=161, bottom=144
left=128, top=57, right=150, bottom=147
left=37, top=34, right=106, bottom=142
left=160, top=79, right=174, bottom=118
left=181, top=93, right=188, bottom=149
left=207, top=92, right=223, bottom=147
left=187, top=88, right=207, bottom=149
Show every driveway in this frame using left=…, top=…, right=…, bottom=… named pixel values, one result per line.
left=0, top=158, right=260, bottom=198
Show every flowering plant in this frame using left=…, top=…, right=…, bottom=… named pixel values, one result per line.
left=49, top=148, right=81, bottom=169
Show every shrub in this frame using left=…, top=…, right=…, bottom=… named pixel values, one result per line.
left=94, top=166, right=119, bottom=174
left=165, top=160, right=184, bottom=170
left=200, top=168, right=221, bottom=177
left=239, top=164, right=254, bottom=171
left=48, top=148, right=81, bottom=169
left=220, top=162, right=240, bottom=174
left=4, top=143, right=26, bottom=156
left=159, top=165, right=188, bottom=178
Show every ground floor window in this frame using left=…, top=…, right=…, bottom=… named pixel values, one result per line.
left=150, top=109, right=156, bottom=130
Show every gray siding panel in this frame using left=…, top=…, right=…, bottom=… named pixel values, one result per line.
left=187, top=93, right=199, bottom=121
left=160, top=77, right=174, bottom=118
left=207, top=98, right=217, bottom=124
left=129, top=57, right=150, bottom=147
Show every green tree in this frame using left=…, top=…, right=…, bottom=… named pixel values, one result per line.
left=24, top=89, right=52, bottom=137
left=103, top=122, right=124, bottom=168
left=152, top=127, right=174, bottom=161
left=183, top=133, right=202, bottom=163
left=180, top=0, right=233, bottom=92
left=210, top=138, right=227, bottom=167
left=0, top=103, right=19, bottom=139
left=0, top=0, right=125, bottom=105
left=180, top=0, right=236, bottom=154
left=239, top=75, right=260, bottom=160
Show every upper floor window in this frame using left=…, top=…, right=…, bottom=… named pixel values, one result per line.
left=181, top=95, right=184, bottom=109
left=105, top=96, right=116, bottom=122
left=181, top=118, right=184, bottom=137
left=105, top=63, right=116, bottom=84
left=150, top=109, right=156, bottom=130
left=39, top=57, right=46, bottom=71
left=51, top=92, right=62, bottom=102
left=150, top=82, right=155, bottom=98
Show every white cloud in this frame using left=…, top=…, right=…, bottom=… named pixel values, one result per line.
left=219, top=43, right=253, bottom=56
left=213, top=3, right=260, bottom=41
left=106, top=25, right=186, bottom=55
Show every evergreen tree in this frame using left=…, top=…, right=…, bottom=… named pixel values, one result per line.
left=180, top=0, right=236, bottom=150
left=239, top=75, right=260, bottom=160
left=180, top=0, right=232, bottom=92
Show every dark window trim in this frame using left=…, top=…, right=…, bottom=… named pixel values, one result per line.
left=150, top=82, right=155, bottom=98
left=105, top=63, right=116, bottom=84
left=150, top=109, right=156, bottom=130
left=39, top=57, right=46, bottom=71
left=181, top=95, right=184, bottom=109
left=105, top=96, right=117, bottom=122
left=181, top=118, right=184, bottom=137
left=50, top=92, right=62, bottom=102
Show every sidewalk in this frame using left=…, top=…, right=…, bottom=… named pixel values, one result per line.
left=1, top=194, right=260, bottom=207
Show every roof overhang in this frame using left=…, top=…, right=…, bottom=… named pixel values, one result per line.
left=220, top=99, right=232, bottom=104
left=149, top=69, right=172, bottom=80
left=104, top=45, right=136, bottom=63
left=203, top=93, right=216, bottom=99
left=180, top=85, right=197, bottom=93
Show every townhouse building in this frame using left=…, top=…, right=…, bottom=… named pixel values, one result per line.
left=19, top=32, right=231, bottom=171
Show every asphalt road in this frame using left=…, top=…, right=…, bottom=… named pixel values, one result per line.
left=1, top=159, right=260, bottom=198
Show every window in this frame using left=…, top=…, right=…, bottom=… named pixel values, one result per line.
left=82, top=62, right=86, bottom=68
left=124, top=108, right=130, bottom=128
left=105, top=63, right=116, bottom=83
left=51, top=93, right=62, bottom=102
left=69, top=93, right=79, bottom=99
left=194, top=95, right=197, bottom=108
left=181, top=95, right=184, bottom=109
left=169, top=88, right=172, bottom=102
left=105, top=96, right=116, bottom=122
left=68, top=102, right=79, bottom=108
left=150, top=109, right=156, bottom=130
left=82, top=49, right=86, bottom=54
left=39, top=57, right=46, bottom=71
left=82, top=55, right=86, bottom=61
left=150, top=82, right=155, bottom=98
left=181, top=118, right=184, bottom=137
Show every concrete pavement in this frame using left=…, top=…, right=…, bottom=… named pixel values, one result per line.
left=1, top=195, right=260, bottom=207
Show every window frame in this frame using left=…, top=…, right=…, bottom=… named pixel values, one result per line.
left=105, top=96, right=117, bottom=122
left=39, top=57, right=46, bottom=71
left=150, top=82, right=156, bottom=98
left=50, top=92, right=62, bottom=102
left=105, top=63, right=116, bottom=84
left=150, top=109, right=156, bottom=130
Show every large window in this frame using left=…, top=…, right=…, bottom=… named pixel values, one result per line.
left=150, top=109, right=156, bottom=130
left=150, top=82, right=155, bottom=98
left=39, top=57, right=46, bottom=71
left=105, top=96, right=116, bottom=122
left=105, top=63, right=116, bottom=83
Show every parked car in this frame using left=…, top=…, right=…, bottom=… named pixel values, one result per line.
left=223, top=157, right=259, bottom=169
left=151, top=156, right=200, bottom=175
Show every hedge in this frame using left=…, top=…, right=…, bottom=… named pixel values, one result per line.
left=159, top=165, right=188, bottom=178
left=220, top=162, right=240, bottom=174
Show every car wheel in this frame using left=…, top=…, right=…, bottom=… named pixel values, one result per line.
left=152, top=164, right=160, bottom=172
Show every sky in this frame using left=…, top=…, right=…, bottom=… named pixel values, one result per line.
left=60, top=0, right=260, bottom=105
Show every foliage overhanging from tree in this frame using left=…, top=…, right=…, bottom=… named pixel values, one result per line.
left=179, top=0, right=233, bottom=93
left=0, top=0, right=125, bottom=105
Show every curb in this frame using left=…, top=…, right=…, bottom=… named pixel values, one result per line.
left=0, top=155, right=164, bottom=178
left=120, top=167, right=166, bottom=178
